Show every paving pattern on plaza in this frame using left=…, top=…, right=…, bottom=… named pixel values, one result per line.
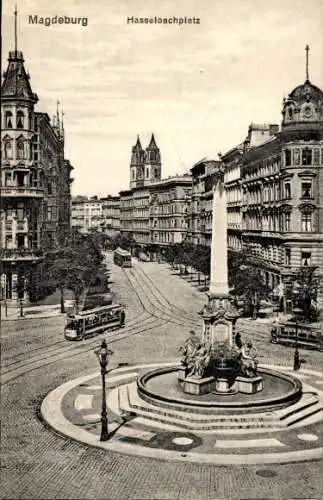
left=41, top=362, right=323, bottom=465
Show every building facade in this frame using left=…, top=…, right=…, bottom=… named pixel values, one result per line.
left=240, top=78, right=323, bottom=304
left=119, top=135, right=162, bottom=246
left=149, top=175, right=192, bottom=246
left=1, top=48, right=73, bottom=301
left=119, top=136, right=192, bottom=249
left=71, top=196, right=103, bottom=233
left=100, top=195, right=120, bottom=238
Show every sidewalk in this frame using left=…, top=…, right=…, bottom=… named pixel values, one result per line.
left=1, top=303, right=64, bottom=321
left=0, top=288, right=88, bottom=322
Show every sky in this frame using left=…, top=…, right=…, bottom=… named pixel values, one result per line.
left=2, top=0, right=323, bottom=197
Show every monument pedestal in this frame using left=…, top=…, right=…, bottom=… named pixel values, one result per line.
left=236, top=376, right=263, bottom=394
left=177, top=366, right=186, bottom=384
left=213, top=378, right=238, bottom=394
left=183, top=376, right=216, bottom=395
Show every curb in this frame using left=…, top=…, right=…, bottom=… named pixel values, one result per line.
left=1, top=312, right=64, bottom=322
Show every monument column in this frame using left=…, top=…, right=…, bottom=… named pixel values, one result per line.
left=200, top=165, right=240, bottom=348
left=209, top=180, right=229, bottom=296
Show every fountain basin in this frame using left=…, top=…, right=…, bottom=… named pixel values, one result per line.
left=137, top=365, right=302, bottom=415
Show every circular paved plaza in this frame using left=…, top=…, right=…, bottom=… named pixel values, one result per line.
left=42, top=362, right=323, bottom=466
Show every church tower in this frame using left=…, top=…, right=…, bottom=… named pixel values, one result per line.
left=129, top=134, right=162, bottom=188
left=130, top=135, right=145, bottom=188
left=144, top=134, right=161, bottom=184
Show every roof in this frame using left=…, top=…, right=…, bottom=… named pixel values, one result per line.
left=1, top=51, right=38, bottom=102
left=114, top=247, right=131, bottom=256
left=287, top=80, right=323, bottom=103
left=133, top=135, right=143, bottom=151
left=146, top=133, right=158, bottom=150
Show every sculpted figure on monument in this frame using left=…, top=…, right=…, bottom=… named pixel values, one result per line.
left=179, top=330, right=201, bottom=371
left=240, top=341, right=258, bottom=377
left=187, top=343, right=212, bottom=378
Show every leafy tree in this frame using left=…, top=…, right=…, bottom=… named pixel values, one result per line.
left=292, top=266, right=320, bottom=322
left=231, top=265, right=270, bottom=318
left=65, top=270, right=86, bottom=314
left=110, top=232, right=136, bottom=252
left=192, top=245, right=211, bottom=288
left=228, top=248, right=253, bottom=289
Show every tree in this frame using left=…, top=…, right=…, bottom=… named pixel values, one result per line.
left=110, top=232, right=136, bottom=252
left=66, top=270, right=86, bottom=314
left=192, top=245, right=211, bottom=288
left=292, top=266, right=319, bottom=322
left=44, top=250, right=86, bottom=313
left=228, top=248, right=253, bottom=289
left=231, top=265, right=270, bottom=318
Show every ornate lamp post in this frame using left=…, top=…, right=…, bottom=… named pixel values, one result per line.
left=292, top=307, right=302, bottom=371
left=94, top=340, right=114, bottom=441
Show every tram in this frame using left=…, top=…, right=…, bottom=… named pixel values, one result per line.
left=64, top=303, right=125, bottom=340
left=113, top=247, right=132, bottom=268
left=270, top=321, right=323, bottom=351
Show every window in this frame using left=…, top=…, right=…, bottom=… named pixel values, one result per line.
left=47, top=182, right=53, bottom=195
left=285, top=248, right=291, bottom=266
left=301, top=251, right=311, bottom=266
left=47, top=206, right=53, bottom=221
left=284, top=182, right=291, bottom=199
left=301, top=213, right=312, bottom=232
left=4, top=141, right=12, bottom=159
left=284, top=213, right=291, bottom=232
left=17, top=111, right=24, bottom=129
left=5, top=172, right=11, bottom=186
left=17, top=141, right=24, bottom=159
left=313, top=149, right=320, bottom=165
left=132, top=170, right=135, bottom=179
left=17, top=204, right=24, bottom=220
left=302, top=148, right=312, bottom=165
left=285, top=150, right=291, bottom=166
left=5, top=111, right=13, bottom=128
left=293, top=149, right=300, bottom=165
left=146, top=168, right=149, bottom=178
left=301, top=181, right=312, bottom=199
left=154, top=168, right=159, bottom=178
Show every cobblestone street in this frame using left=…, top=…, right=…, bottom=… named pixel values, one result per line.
left=1, top=257, right=323, bottom=499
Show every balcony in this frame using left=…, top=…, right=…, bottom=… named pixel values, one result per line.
left=0, top=248, right=44, bottom=261
left=1, top=186, right=44, bottom=198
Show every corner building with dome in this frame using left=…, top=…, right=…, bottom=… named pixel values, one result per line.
left=234, top=61, right=323, bottom=309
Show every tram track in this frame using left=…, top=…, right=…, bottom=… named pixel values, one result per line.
left=1, top=311, right=154, bottom=369
left=2, top=309, right=151, bottom=366
left=125, top=268, right=201, bottom=330
left=1, top=258, right=274, bottom=386
left=1, top=316, right=167, bottom=385
left=1, top=257, right=185, bottom=384
left=134, top=261, right=201, bottom=322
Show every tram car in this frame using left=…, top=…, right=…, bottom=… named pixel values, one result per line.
left=270, top=321, right=323, bottom=351
left=113, top=247, right=132, bottom=268
left=64, top=303, right=126, bottom=340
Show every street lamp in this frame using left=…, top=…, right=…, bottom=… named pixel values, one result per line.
left=292, top=307, right=302, bottom=371
left=94, top=340, right=114, bottom=441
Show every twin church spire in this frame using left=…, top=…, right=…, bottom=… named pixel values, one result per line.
left=130, top=134, right=161, bottom=188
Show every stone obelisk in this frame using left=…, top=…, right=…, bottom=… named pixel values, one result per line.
left=209, top=179, right=229, bottom=296
left=200, top=167, right=239, bottom=347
